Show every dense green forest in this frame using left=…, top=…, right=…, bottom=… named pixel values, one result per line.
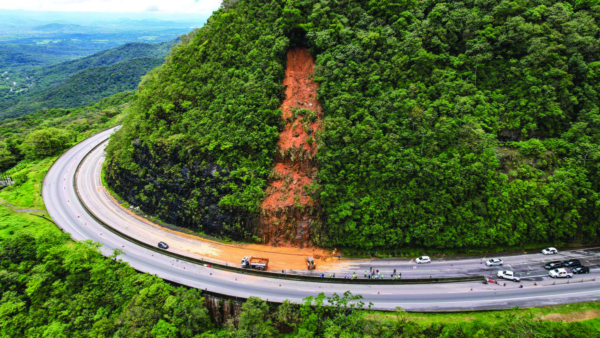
left=0, top=91, right=133, bottom=172
left=0, top=40, right=175, bottom=119
left=106, top=0, right=600, bottom=249
left=1, top=58, right=163, bottom=119
left=24, top=40, right=175, bottom=89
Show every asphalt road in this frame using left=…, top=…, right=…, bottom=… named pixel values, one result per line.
left=43, top=127, right=600, bottom=311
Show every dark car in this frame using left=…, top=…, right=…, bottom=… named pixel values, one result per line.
left=158, top=241, right=169, bottom=249
left=572, top=266, right=590, bottom=274
left=544, top=261, right=563, bottom=269
left=563, top=259, right=581, bottom=267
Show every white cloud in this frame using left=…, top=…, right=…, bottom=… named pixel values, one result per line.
left=0, top=0, right=222, bottom=13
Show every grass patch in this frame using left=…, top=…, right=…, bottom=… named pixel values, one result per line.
left=0, top=157, right=62, bottom=243
left=0, top=206, right=59, bottom=242
left=364, top=302, right=600, bottom=326
left=0, top=156, right=56, bottom=210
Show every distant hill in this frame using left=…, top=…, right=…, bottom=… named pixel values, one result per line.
left=28, top=40, right=175, bottom=89
left=0, top=43, right=87, bottom=69
left=33, top=23, right=84, bottom=31
left=0, top=39, right=175, bottom=119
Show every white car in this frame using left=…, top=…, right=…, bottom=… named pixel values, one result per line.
left=549, top=268, right=572, bottom=278
left=497, top=270, right=521, bottom=282
left=542, top=247, right=558, bottom=255
left=485, top=258, right=504, bottom=266
left=415, top=256, right=431, bottom=264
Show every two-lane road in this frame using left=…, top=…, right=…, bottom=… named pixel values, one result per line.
left=43, top=127, right=600, bottom=311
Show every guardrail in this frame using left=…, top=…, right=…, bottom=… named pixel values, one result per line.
left=69, top=136, right=485, bottom=285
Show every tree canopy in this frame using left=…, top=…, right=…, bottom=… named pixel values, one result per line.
left=21, top=127, right=73, bottom=159
left=107, top=0, right=600, bottom=249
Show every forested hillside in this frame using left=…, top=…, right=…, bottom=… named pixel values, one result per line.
left=2, top=58, right=163, bottom=117
left=26, top=40, right=175, bottom=89
left=107, top=0, right=600, bottom=249
left=0, top=40, right=175, bottom=119
left=0, top=89, right=597, bottom=338
left=0, top=91, right=133, bottom=172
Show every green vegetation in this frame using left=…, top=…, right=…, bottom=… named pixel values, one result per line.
left=0, top=216, right=212, bottom=338
left=2, top=57, right=163, bottom=118
left=107, top=0, right=600, bottom=249
left=0, top=91, right=132, bottom=173
left=0, top=106, right=595, bottom=337
left=365, top=301, right=600, bottom=326
left=0, top=41, right=175, bottom=119
left=20, top=128, right=73, bottom=159
left=23, top=40, right=174, bottom=90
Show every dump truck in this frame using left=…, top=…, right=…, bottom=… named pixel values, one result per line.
left=241, top=256, right=269, bottom=271
left=306, top=256, right=316, bottom=270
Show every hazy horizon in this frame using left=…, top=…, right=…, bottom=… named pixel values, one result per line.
left=0, top=0, right=221, bottom=14
left=0, top=9, right=215, bottom=26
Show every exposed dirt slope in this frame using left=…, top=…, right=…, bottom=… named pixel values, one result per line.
left=259, top=47, right=322, bottom=247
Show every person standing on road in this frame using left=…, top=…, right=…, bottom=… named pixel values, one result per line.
left=364, top=271, right=367, bottom=278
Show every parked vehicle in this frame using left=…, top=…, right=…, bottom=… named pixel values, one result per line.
left=241, top=256, right=269, bottom=271
left=497, top=270, right=521, bottom=282
left=562, top=259, right=581, bottom=267
left=305, top=256, right=316, bottom=270
left=158, top=241, right=169, bottom=249
left=544, top=261, right=563, bottom=269
left=549, top=268, right=573, bottom=278
left=485, top=258, right=504, bottom=266
left=572, top=266, right=590, bottom=274
left=415, top=256, right=431, bottom=264
left=542, top=247, right=558, bottom=255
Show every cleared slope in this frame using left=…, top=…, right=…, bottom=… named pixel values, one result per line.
left=259, top=47, right=322, bottom=247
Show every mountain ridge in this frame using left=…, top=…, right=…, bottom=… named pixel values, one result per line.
left=0, top=39, right=176, bottom=119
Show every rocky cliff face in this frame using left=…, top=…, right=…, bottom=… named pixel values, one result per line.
left=204, top=294, right=243, bottom=327
left=258, top=47, right=322, bottom=248
left=105, top=142, right=255, bottom=239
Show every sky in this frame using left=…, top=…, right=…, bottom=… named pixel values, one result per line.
left=0, top=0, right=222, bottom=14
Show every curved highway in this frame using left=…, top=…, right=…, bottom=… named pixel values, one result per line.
left=43, top=127, right=600, bottom=311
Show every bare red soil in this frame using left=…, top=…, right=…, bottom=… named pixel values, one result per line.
left=259, top=47, right=322, bottom=247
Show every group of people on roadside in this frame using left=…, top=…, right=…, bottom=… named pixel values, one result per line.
left=317, top=268, right=403, bottom=280
left=365, top=268, right=402, bottom=280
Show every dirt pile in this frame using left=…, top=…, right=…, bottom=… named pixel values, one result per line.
left=258, top=47, right=322, bottom=247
